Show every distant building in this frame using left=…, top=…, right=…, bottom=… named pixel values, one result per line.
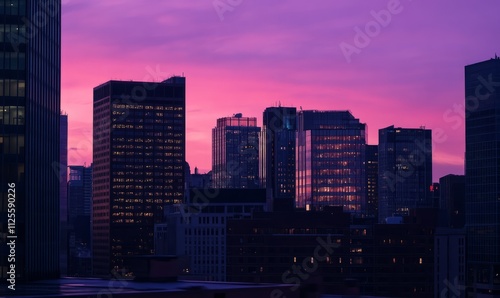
left=190, top=167, right=211, bottom=189
left=92, top=77, right=186, bottom=276
left=365, top=145, right=378, bottom=219
left=60, top=114, right=69, bottom=276
left=378, top=126, right=432, bottom=222
left=212, top=113, right=260, bottom=189
left=260, top=106, right=297, bottom=211
left=431, top=182, right=440, bottom=209
left=155, top=189, right=266, bottom=281
left=67, top=165, right=93, bottom=276
left=465, top=56, right=500, bottom=297
left=296, top=110, right=367, bottom=214
left=439, top=174, right=465, bottom=229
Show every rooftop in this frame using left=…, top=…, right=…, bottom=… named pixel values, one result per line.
left=0, top=278, right=297, bottom=298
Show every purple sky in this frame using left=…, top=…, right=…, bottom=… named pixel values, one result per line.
left=61, top=0, right=500, bottom=180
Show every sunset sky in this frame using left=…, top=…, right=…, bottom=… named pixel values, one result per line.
left=61, top=0, right=500, bottom=180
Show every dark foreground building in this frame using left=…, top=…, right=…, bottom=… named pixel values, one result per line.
left=0, top=0, right=61, bottom=281
left=465, top=56, right=500, bottom=297
left=227, top=208, right=436, bottom=297
left=92, top=77, right=185, bottom=276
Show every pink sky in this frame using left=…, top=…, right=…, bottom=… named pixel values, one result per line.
left=61, top=0, right=500, bottom=181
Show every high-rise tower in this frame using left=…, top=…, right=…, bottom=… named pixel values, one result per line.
left=212, top=113, right=260, bottom=189
left=378, top=126, right=432, bottom=222
left=92, top=77, right=186, bottom=276
left=296, top=110, right=366, bottom=214
left=260, top=107, right=296, bottom=211
left=465, top=56, right=500, bottom=296
left=0, top=0, right=61, bottom=281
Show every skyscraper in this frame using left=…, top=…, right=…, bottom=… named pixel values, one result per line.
left=67, top=164, right=92, bottom=276
left=212, top=113, right=260, bottom=189
left=260, top=106, right=296, bottom=211
left=378, top=126, right=432, bottom=222
left=60, top=113, right=68, bottom=276
left=0, top=0, right=61, bottom=281
left=92, top=77, right=186, bottom=276
left=465, top=56, right=500, bottom=296
left=296, top=110, right=366, bottom=214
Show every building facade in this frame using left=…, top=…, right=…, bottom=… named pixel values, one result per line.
left=155, top=189, right=266, bottom=281
left=260, top=106, right=297, bottom=211
left=465, top=57, right=500, bottom=296
left=60, top=114, right=68, bottom=275
left=378, top=126, right=432, bottom=222
left=92, top=77, right=185, bottom=276
left=434, top=228, right=466, bottom=298
left=296, top=110, right=366, bottom=214
left=212, top=113, right=260, bottom=189
left=227, top=208, right=436, bottom=297
left=0, top=0, right=61, bottom=281
left=67, top=165, right=92, bottom=276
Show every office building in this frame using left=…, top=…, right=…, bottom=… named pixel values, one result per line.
left=465, top=56, right=500, bottom=296
left=260, top=106, right=297, bottom=211
left=67, top=164, right=92, bottom=276
left=155, top=189, right=266, bottom=281
left=60, top=113, right=68, bottom=275
left=378, top=126, right=432, bottom=222
left=296, top=110, right=366, bottom=214
left=0, top=0, right=61, bottom=281
left=92, top=77, right=186, bottom=276
left=212, top=113, right=260, bottom=189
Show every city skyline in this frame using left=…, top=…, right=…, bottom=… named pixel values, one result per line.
left=61, top=1, right=500, bottom=181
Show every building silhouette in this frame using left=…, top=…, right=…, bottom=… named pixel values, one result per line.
left=0, top=0, right=61, bottom=281
left=439, top=174, right=465, bottom=229
left=212, top=113, right=260, bottom=189
left=465, top=56, right=500, bottom=297
left=67, top=165, right=92, bottom=276
left=92, top=77, right=186, bottom=276
left=296, top=110, right=366, bottom=214
left=60, top=114, right=68, bottom=276
left=260, top=106, right=297, bottom=211
left=378, top=126, right=432, bottom=222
